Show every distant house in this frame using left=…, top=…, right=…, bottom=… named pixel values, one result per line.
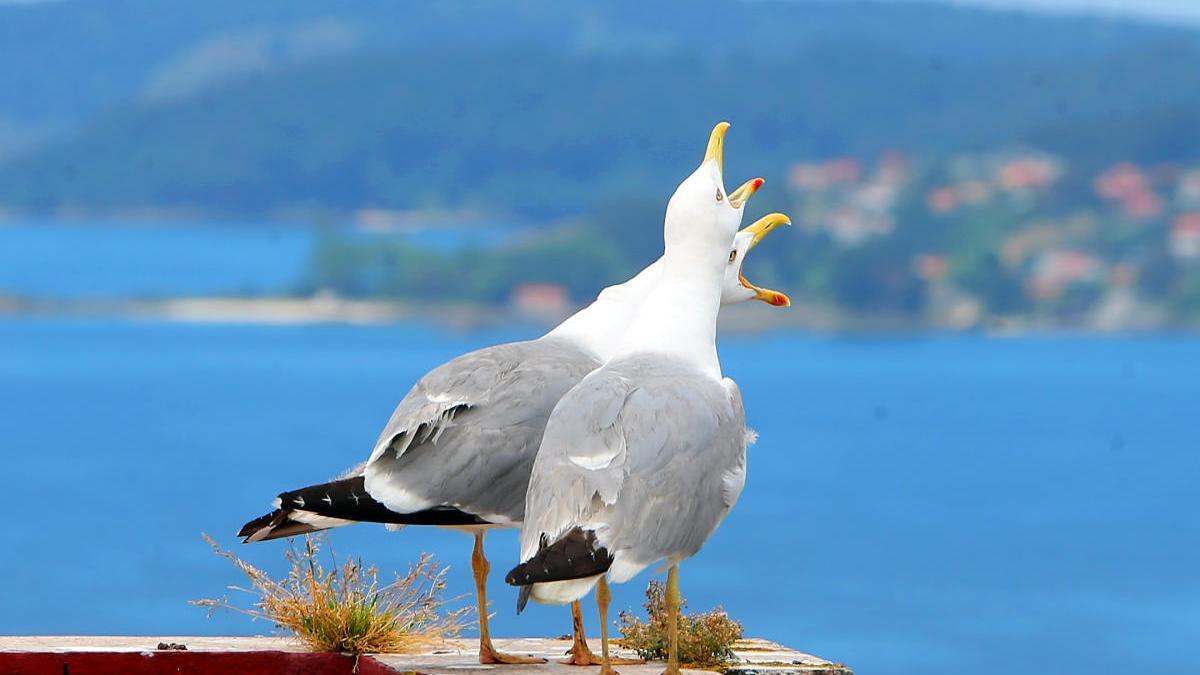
left=511, top=283, right=570, bottom=315
left=877, top=151, right=911, bottom=184
left=354, top=209, right=412, bottom=231
left=1095, top=163, right=1147, bottom=200
left=1094, top=163, right=1163, bottom=220
left=1176, top=170, right=1200, bottom=209
left=914, top=254, right=949, bottom=282
left=788, top=157, right=861, bottom=191
left=1171, top=214, right=1200, bottom=260
left=1122, top=190, right=1164, bottom=220
left=926, top=186, right=958, bottom=213
left=1028, top=250, right=1103, bottom=300
left=998, top=156, right=1061, bottom=192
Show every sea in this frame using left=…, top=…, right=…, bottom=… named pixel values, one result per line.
left=1, top=221, right=1197, bottom=675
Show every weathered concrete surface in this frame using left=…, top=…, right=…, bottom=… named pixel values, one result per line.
left=0, top=636, right=851, bottom=675
left=369, top=636, right=849, bottom=674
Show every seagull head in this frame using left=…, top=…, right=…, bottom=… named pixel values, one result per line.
left=721, top=212, right=792, bottom=307
left=662, top=122, right=755, bottom=265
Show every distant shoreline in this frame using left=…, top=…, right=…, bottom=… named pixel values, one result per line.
left=1, top=294, right=1193, bottom=334
left=0, top=207, right=532, bottom=232
left=0, top=295, right=509, bottom=329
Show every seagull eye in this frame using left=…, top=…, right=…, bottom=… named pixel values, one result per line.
left=715, top=189, right=723, bottom=202
left=728, top=250, right=737, bottom=263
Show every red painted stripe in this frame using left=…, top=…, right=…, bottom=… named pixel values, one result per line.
left=0, top=651, right=399, bottom=675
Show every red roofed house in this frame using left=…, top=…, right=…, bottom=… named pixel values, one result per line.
left=1171, top=213, right=1200, bottom=259
left=511, top=283, right=570, bottom=315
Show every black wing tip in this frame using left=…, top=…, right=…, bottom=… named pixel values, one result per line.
left=504, top=528, right=613, bottom=588
left=240, top=475, right=498, bottom=544
left=516, top=585, right=531, bottom=614
left=238, top=509, right=321, bottom=543
left=274, top=476, right=493, bottom=527
left=503, top=567, right=525, bottom=586
left=234, top=509, right=274, bottom=535
left=238, top=477, right=367, bottom=542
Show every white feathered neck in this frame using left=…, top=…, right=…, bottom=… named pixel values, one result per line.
left=610, top=160, right=737, bottom=380
left=612, top=234, right=727, bottom=379
left=541, top=261, right=662, bottom=361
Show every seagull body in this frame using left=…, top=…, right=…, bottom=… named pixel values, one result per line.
left=507, top=122, right=757, bottom=675
left=513, top=355, right=749, bottom=604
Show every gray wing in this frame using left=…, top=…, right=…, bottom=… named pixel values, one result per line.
left=520, top=355, right=748, bottom=580
left=362, top=337, right=598, bottom=523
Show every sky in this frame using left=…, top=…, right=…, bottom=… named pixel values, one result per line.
left=0, top=0, right=1198, bottom=26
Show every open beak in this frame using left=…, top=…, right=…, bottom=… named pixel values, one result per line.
left=739, top=213, right=792, bottom=307
left=704, top=121, right=731, bottom=171
left=728, top=177, right=764, bottom=209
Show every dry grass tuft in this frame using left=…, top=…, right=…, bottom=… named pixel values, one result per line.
left=617, top=579, right=744, bottom=670
left=193, top=533, right=468, bottom=654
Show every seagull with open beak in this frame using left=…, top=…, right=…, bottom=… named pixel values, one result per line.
left=509, top=121, right=791, bottom=675
left=724, top=212, right=791, bottom=307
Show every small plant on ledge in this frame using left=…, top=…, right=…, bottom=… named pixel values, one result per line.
left=193, top=534, right=467, bottom=654
left=617, top=579, right=744, bottom=670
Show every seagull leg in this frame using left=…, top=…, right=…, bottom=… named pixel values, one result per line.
left=472, top=531, right=546, bottom=665
left=596, top=575, right=621, bottom=675
left=562, top=598, right=644, bottom=666
left=562, top=600, right=598, bottom=665
left=663, top=565, right=682, bottom=675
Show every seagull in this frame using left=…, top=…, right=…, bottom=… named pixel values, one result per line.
left=505, top=122, right=758, bottom=675
left=238, top=123, right=785, bottom=666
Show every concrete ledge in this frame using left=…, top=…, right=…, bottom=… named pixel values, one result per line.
left=0, top=636, right=851, bottom=675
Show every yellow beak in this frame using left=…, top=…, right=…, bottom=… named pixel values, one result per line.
left=742, top=212, right=791, bottom=250
left=704, top=121, right=731, bottom=171
left=728, top=177, right=764, bottom=209
left=738, top=212, right=792, bottom=307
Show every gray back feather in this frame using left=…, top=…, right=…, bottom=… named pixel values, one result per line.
left=520, top=354, right=749, bottom=571
left=363, top=337, right=599, bottom=522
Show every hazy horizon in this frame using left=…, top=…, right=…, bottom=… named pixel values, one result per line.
left=941, top=0, right=1200, bottom=25
left=3, top=0, right=1200, bottom=26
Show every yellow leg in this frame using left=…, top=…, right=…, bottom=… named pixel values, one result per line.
left=563, top=597, right=644, bottom=666
left=663, top=565, right=681, bottom=675
left=471, top=532, right=546, bottom=665
left=562, top=600, right=599, bottom=665
left=596, top=576, right=619, bottom=675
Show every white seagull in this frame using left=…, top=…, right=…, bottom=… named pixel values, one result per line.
left=506, top=122, right=758, bottom=675
left=239, top=123, right=786, bottom=665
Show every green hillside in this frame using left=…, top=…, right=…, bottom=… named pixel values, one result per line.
left=1, top=0, right=1191, bottom=124
left=1, top=40, right=1198, bottom=218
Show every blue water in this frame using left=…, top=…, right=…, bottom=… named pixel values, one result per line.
left=0, top=222, right=313, bottom=298
left=1, top=316, right=1196, bottom=675
left=0, top=221, right=521, bottom=298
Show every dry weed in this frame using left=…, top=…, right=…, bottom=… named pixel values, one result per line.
left=617, top=579, right=743, bottom=669
left=193, top=533, right=468, bottom=654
